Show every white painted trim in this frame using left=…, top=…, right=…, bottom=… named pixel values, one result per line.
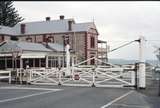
left=0, top=90, right=60, bottom=103
left=100, top=90, right=134, bottom=108
left=21, top=53, right=46, bottom=58
left=0, top=88, right=60, bottom=103
left=0, top=86, right=61, bottom=91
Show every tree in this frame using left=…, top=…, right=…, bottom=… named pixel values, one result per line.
left=0, top=1, right=24, bottom=27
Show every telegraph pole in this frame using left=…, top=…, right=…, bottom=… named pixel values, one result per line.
left=158, top=48, right=160, bottom=96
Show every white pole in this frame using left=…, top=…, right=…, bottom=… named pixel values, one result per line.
left=9, top=71, right=11, bottom=84
left=131, top=71, right=135, bottom=86
left=58, top=69, right=62, bottom=85
left=65, top=44, right=71, bottom=76
left=20, top=57, right=23, bottom=84
left=92, top=68, right=95, bottom=87
left=29, top=69, right=32, bottom=82
left=138, top=36, right=146, bottom=89
left=72, top=61, right=75, bottom=80
left=19, top=69, right=22, bottom=84
left=46, top=56, right=48, bottom=68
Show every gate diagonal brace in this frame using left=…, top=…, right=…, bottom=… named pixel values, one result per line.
left=29, top=70, right=59, bottom=84
left=31, top=73, right=58, bottom=84
left=95, top=70, right=132, bottom=86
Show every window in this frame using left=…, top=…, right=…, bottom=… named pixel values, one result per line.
left=90, top=37, right=95, bottom=48
left=26, top=37, right=32, bottom=42
left=11, top=36, right=18, bottom=41
left=40, top=58, right=46, bottom=67
left=35, top=59, right=40, bottom=67
left=43, top=35, right=47, bottom=42
left=7, top=57, right=12, bottom=68
left=48, top=56, right=59, bottom=67
left=1, top=36, right=4, bottom=41
left=0, top=59, right=5, bottom=69
left=47, top=36, right=54, bottom=43
left=28, top=59, right=33, bottom=67
left=63, top=35, right=69, bottom=45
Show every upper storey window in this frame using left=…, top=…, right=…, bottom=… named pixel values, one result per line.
left=90, top=36, right=95, bottom=48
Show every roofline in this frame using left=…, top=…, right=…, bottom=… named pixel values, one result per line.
left=18, top=18, right=75, bottom=24
left=0, top=21, right=99, bottom=36
left=23, top=50, right=51, bottom=52
left=0, top=31, right=89, bottom=37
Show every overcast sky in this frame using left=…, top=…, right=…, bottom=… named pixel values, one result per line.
left=13, top=1, right=160, bottom=60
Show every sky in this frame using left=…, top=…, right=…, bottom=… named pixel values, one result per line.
left=13, top=1, right=160, bottom=60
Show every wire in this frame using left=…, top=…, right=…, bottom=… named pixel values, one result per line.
left=147, top=40, right=160, bottom=42
left=107, top=40, right=133, bottom=42
left=107, top=40, right=160, bottom=43
left=108, top=40, right=139, bottom=53
left=106, top=39, right=160, bottom=54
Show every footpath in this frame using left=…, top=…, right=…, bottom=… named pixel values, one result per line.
left=137, top=80, right=160, bottom=108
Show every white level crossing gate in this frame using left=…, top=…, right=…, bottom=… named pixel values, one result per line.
left=26, top=57, right=136, bottom=88
left=27, top=68, right=60, bottom=85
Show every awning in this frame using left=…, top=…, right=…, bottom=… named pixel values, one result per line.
left=21, top=53, right=46, bottom=58
left=0, top=54, right=12, bottom=57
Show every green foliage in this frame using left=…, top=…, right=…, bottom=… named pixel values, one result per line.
left=0, top=1, right=24, bottom=27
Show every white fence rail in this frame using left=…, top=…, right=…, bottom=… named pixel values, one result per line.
left=0, top=70, right=11, bottom=83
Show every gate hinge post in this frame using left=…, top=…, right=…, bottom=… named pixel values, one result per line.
left=92, top=67, right=96, bottom=87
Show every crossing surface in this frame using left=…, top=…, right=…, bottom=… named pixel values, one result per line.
left=0, top=83, right=159, bottom=108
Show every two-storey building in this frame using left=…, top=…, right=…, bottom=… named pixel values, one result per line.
left=0, top=15, right=101, bottom=65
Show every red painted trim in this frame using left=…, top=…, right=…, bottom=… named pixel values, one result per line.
left=0, top=30, right=92, bottom=37
left=43, top=34, right=46, bottom=42
left=85, top=32, right=88, bottom=62
left=35, top=36, right=37, bottom=43
left=6, top=31, right=86, bottom=37
left=87, top=49, right=97, bottom=51
left=87, top=32, right=98, bottom=35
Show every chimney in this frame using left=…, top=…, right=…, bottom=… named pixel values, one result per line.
left=68, top=20, right=73, bottom=31
left=60, top=15, right=64, bottom=20
left=20, top=24, right=25, bottom=34
left=46, top=17, right=51, bottom=21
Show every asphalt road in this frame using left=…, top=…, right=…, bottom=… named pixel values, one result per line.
left=0, top=84, right=159, bottom=108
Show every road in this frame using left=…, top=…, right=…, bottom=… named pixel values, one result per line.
left=0, top=84, right=159, bottom=108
